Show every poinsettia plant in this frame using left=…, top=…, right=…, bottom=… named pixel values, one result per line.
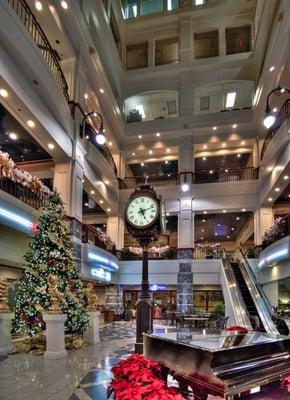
left=108, top=353, right=186, bottom=400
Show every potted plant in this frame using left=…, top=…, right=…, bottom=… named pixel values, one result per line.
left=206, top=246, right=215, bottom=259
left=212, top=301, right=225, bottom=316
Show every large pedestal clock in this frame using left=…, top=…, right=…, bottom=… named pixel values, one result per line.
left=125, top=185, right=166, bottom=353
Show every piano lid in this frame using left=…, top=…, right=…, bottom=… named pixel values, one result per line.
left=145, top=329, right=290, bottom=353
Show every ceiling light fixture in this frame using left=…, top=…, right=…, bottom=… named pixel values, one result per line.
left=202, top=157, right=207, bottom=161
left=35, top=1, right=43, bottom=10
left=269, top=66, right=275, bottom=72
left=48, top=143, right=55, bottom=150
left=165, top=160, right=169, bottom=164
left=149, top=150, right=153, bottom=155
left=222, top=210, right=226, bottom=213
left=9, top=132, right=18, bottom=140
left=99, top=88, right=104, bottom=94
left=0, top=89, right=8, bottom=98
left=242, top=208, right=246, bottom=212
left=284, top=175, right=289, bottom=180
left=132, top=152, right=135, bottom=156
left=90, top=190, right=95, bottom=194
left=156, top=132, right=160, bottom=137
left=141, top=162, right=144, bottom=167
left=241, top=141, right=245, bottom=145
left=100, top=200, right=104, bottom=204
left=107, top=208, right=111, bottom=212
left=203, top=145, right=207, bottom=149
left=203, top=211, right=207, bottom=214
left=275, top=187, right=280, bottom=192
left=84, top=93, right=88, bottom=99
left=226, top=92, right=236, bottom=108
left=27, top=120, right=35, bottom=128
left=222, top=143, right=226, bottom=147
left=213, top=126, right=217, bottom=131
left=232, top=124, right=237, bottom=129
left=108, top=141, right=113, bottom=146
left=209, top=170, right=213, bottom=174
left=166, top=148, right=170, bottom=153
left=104, top=180, right=109, bottom=185
left=61, top=1, right=68, bottom=9
left=268, top=197, right=273, bottom=202
left=138, top=135, right=142, bottom=139
left=273, top=107, right=278, bottom=113
left=237, top=154, right=241, bottom=158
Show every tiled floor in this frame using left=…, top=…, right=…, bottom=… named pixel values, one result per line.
left=2, top=322, right=290, bottom=400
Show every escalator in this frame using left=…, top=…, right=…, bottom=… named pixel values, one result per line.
left=222, top=250, right=279, bottom=334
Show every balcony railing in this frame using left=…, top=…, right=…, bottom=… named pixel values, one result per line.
left=7, top=0, right=69, bottom=101
left=0, top=166, right=50, bottom=209
left=261, top=215, right=290, bottom=250
left=82, top=224, right=116, bottom=252
left=261, top=99, right=290, bottom=160
left=119, top=167, right=258, bottom=189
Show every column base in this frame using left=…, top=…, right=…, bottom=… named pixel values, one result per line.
left=135, top=342, right=143, bottom=354
left=84, top=310, right=100, bottom=345
left=0, top=313, right=12, bottom=356
left=44, top=349, right=68, bottom=359
left=43, top=313, right=67, bottom=360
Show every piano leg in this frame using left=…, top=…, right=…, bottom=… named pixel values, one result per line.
left=160, top=365, right=169, bottom=381
left=189, top=385, right=208, bottom=400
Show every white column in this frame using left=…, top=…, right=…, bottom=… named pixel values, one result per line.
left=178, top=141, right=194, bottom=172
left=43, top=314, right=67, bottom=359
left=253, top=138, right=261, bottom=169
left=84, top=311, right=100, bottom=344
left=180, top=17, right=192, bottom=63
left=0, top=313, right=12, bottom=356
left=106, top=216, right=125, bottom=250
left=179, top=73, right=193, bottom=117
left=178, top=199, right=194, bottom=248
left=254, top=208, right=274, bottom=245
left=113, top=152, right=126, bottom=179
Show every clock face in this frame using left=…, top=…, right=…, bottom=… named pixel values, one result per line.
left=126, top=195, right=158, bottom=229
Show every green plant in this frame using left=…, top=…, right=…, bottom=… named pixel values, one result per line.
left=164, top=247, right=177, bottom=259
left=212, top=301, right=225, bottom=316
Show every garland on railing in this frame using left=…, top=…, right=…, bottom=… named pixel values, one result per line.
left=128, top=245, right=170, bottom=255
left=0, top=152, right=51, bottom=195
left=261, top=217, right=284, bottom=244
left=95, top=227, right=115, bottom=248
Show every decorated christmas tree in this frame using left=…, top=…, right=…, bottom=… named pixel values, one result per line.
left=12, top=191, right=89, bottom=336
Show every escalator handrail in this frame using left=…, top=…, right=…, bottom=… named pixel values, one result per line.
left=221, top=249, right=252, bottom=329
left=237, top=249, right=278, bottom=334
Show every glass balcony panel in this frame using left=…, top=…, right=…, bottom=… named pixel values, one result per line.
left=140, top=0, right=163, bottom=16
left=125, top=90, right=179, bottom=122
left=194, top=81, right=254, bottom=115
left=167, top=0, right=179, bottom=10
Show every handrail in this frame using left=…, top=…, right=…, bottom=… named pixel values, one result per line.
left=261, top=99, right=290, bottom=159
left=119, top=167, right=258, bottom=189
left=236, top=249, right=278, bottom=333
left=7, top=0, right=69, bottom=101
left=221, top=249, right=252, bottom=329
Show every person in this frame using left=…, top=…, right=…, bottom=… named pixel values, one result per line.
left=154, top=304, right=161, bottom=320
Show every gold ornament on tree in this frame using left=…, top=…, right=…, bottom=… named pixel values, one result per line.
left=0, top=278, right=9, bottom=313
left=84, top=283, right=99, bottom=311
left=47, top=275, right=65, bottom=314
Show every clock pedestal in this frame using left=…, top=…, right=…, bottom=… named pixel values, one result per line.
left=135, top=242, right=153, bottom=354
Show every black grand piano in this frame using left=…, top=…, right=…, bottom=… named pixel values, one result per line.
left=144, top=329, right=290, bottom=399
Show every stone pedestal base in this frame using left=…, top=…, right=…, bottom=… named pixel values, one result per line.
left=84, top=310, right=100, bottom=344
left=43, top=314, right=67, bottom=359
left=0, top=313, right=12, bottom=356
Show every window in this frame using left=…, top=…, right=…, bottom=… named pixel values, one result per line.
left=167, top=0, right=179, bottom=10
left=200, top=96, right=210, bottom=111
left=122, top=0, right=138, bottom=18
left=140, top=0, right=163, bottom=16
left=126, top=42, right=148, bottom=70
left=194, top=30, right=219, bottom=59
left=155, top=37, right=179, bottom=66
left=226, top=26, right=251, bottom=55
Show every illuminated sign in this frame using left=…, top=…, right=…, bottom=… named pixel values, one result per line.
left=0, top=206, right=33, bottom=230
left=88, top=252, right=118, bottom=270
left=149, top=284, right=166, bottom=291
left=91, top=268, right=111, bottom=282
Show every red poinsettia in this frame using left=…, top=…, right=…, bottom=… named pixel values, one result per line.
left=225, top=325, right=248, bottom=333
left=109, top=354, right=186, bottom=400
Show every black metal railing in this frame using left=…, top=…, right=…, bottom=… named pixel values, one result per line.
left=262, top=215, right=290, bottom=250
left=193, top=245, right=222, bottom=260
left=261, top=99, right=290, bottom=160
left=7, top=0, right=69, bottom=101
left=119, top=167, right=258, bottom=189
left=82, top=224, right=116, bottom=252
left=0, top=167, right=49, bottom=209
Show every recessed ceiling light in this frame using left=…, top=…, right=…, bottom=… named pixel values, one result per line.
left=231, top=227, right=234, bottom=231
left=104, top=180, right=109, bottom=185
left=241, top=141, right=245, bottom=145
left=236, top=217, right=240, bottom=220
left=108, top=141, right=113, bottom=146
left=275, top=187, right=280, bottom=192
left=268, top=197, right=273, bottom=202
left=84, top=202, right=89, bottom=207
left=222, top=210, right=226, bottom=213
left=166, top=212, right=170, bottom=216
left=222, top=143, right=226, bottom=147
left=213, top=126, right=217, bottom=131
left=138, top=135, right=142, bottom=139
left=141, top=162, right=144, bottom=166
left=84, top=93, right=88, bottom=99
left=209, top=170, right=213, bottom=174
left=202, top=219, right=205, bottom=222
left=0, top=89, right=8, bottom=98
left=82, top=179, right=85, bottom=183
left=203, top=211, right=207, bottom=214
left=237, top=154, right=241, bottom=158
left=99, top=88, right=104, bottom=94
left=284, top=175, right=289, bottom=180
left=232, top=124, right=237, bottom=129
left=227, top=236, right=230, bottom=239
left=218, top=224, right=221, bottom=227
left=202, top=157, right=207, bottom=161
left=200, top=237, right=204, bottom=240
left=9, top=132, right=18, bottom=140
left=85, top=135, right=89, bottom=140
left=27, top=120, right=35, bottom=128
left=132, top=152, right=135, bottom=156
left=267, top=167, right=273, bottom=172
left=225, top=169, right=229, bottom=173
left=201, top=229, right=204, bottom=232
left=156, top=132, right=160, bottom=137
left=203, top=145, right=207, bottom=149
left=273, top=107, right=278, bottom=113
left=242, top=208, right=246, bottom=212
left=35, top=1, right=43, bottom=10
left=215, top=232, right=218, bottom=236
left=269, top=66, right=275, bottom=72
left=90, top=190, right=95, bottom=194
left=61, top=1, right=68, bottom=9
left=165, top=160, right=169, bottom=164
left=149, top=150, right=153, bottom=155
left=166, top=148, right=170, bottom=153
left=100, top=200, right=104, bottom=204
left=107, top=208, right=111, bottom=212
left=48, top=143, right=55, bottom=149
